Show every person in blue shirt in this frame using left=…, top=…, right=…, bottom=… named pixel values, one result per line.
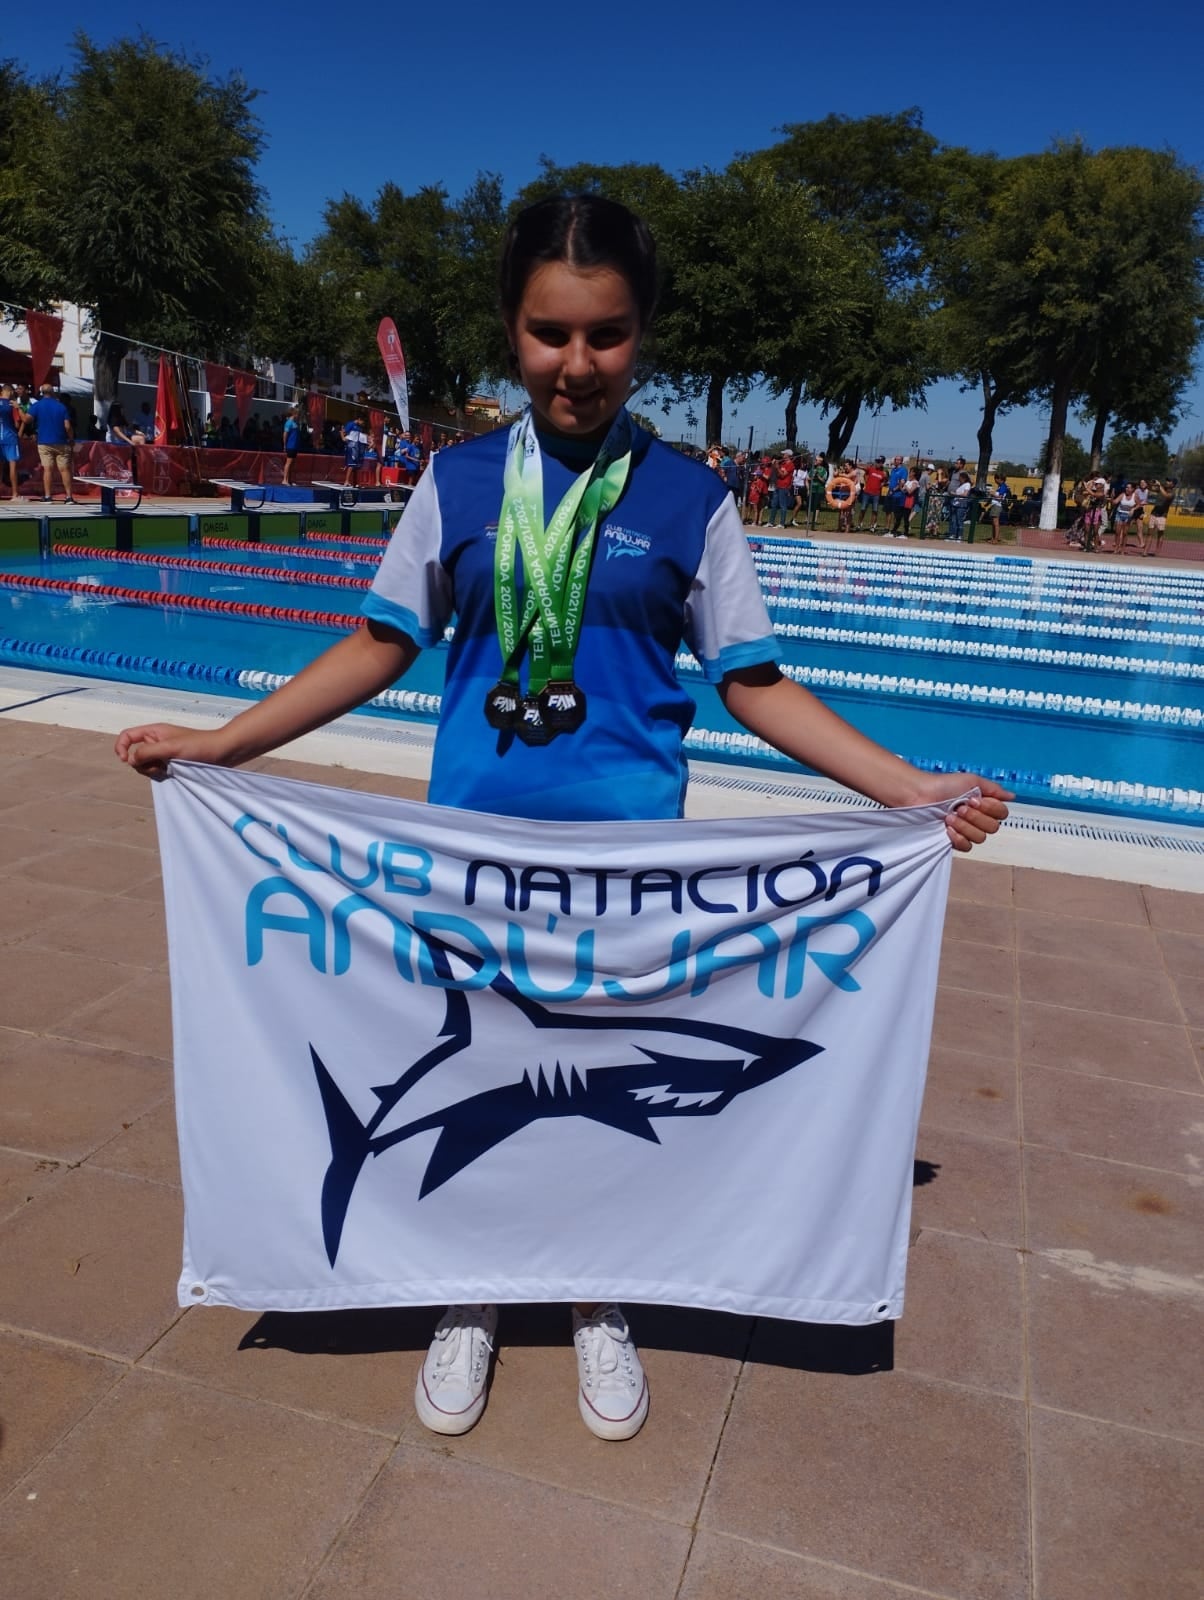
left=282, top=406, right=302, bottom=484
left=24, top=384, right=75, bottom=502
left=0, top=384, right=25, bottom=500
left=115, top=194, right=1010, bottom=1445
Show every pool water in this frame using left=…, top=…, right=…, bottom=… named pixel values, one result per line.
left=2, top=532, right=1202, bottom=824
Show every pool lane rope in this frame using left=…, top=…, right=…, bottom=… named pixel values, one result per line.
left=300, top=529, right=390, bottom=548
left=1, top=636, right=1197, bottom=817
left=0, top=571, right=359, bottom=630
left=54, top=544, right=371, bottom=591
left=201, top=537, right=381, bottom=567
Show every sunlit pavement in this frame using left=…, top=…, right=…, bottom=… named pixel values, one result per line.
left=0, top=717, right=1201, bottom=1600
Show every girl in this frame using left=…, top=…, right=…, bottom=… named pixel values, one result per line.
left=115, top=194, right=1009, bottom=1445
left=1110, top=482, right=1140, bottom=555
left=282, top=406, right=301, bottom=485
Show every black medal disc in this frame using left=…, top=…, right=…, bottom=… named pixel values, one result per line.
left=538, top=679, right=587, bottom=734
left=515, top=694, right=556, bottom=746
left=484, top=680, right=520, bottom=730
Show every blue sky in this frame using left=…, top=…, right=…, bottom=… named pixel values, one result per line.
left=8, top=0, right=1203, bottom=462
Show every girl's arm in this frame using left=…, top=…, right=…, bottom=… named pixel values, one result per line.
left=719, top=664, right=1011, bottom=852
left=114, top=620, right=419, bottom=776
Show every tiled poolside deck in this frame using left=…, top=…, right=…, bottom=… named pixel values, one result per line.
left=0, top=717, right=1201, bottom=1600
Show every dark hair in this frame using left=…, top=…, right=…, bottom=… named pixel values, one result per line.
left=499, top=194, right=659, bottom=331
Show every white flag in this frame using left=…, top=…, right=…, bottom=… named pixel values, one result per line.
left=154, top=763, right=955, bottom=1324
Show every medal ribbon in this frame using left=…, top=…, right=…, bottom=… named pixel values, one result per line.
left=493, top=408, right=632, bottom=694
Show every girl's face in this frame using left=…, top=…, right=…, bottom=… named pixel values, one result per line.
left=508, top=260, right=641, bottom=440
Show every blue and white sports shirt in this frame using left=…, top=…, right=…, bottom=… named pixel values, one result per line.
left=363, top=421, right=780, bottom=823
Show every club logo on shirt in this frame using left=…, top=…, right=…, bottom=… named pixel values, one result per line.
left=484, top=523, right=499, bottom=542
left=603, top=525, right=651, bottom=560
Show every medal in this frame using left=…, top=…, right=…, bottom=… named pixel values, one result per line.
left=484, top=679, right=520, bottom=730
left=489, top=409, right=632, bottom=739
left=538, top=679, right=587, bottom=734
left=515, top=694, right=555, bottom=746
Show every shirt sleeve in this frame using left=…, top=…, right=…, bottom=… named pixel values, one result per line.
left=360, top=465, right=453, bottom=646
left=683, top=493, right=780, bottom=683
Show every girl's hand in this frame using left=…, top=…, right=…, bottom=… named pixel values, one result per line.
left=114, top=723, right=232, bottom=778
left=910, top=771, right=1013, bottom=853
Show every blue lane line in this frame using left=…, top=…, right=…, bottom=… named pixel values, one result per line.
left=0, top=685, right=91, bottom=714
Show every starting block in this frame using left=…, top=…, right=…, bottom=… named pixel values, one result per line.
left=312, top=481, right=412, bottom=510
left=73, top=476, right=144, bottom=547
left=211, top=479, right=271, bottom=539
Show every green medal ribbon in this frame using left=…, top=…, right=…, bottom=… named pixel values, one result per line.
left=492, top=408, right=633, bottom=697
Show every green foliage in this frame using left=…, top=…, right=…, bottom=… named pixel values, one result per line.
left=31, top=35, right=267, bottom=348
left=1101, top=430, right=1171, bottom=480
left=1174, top=444, right=1204, bottom=487
left=310, top=173, right=507, bottom=412
left=993, top=460, right=1031, bottom=478
left=1038, top=433, right=1091, bottom=479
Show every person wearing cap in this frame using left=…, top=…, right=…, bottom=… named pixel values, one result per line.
left=858, top=456, right=887, bottom=532
left=768, top=449, right=795, bottom=528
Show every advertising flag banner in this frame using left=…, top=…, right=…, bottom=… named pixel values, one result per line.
left=153, top=357, right=185, bottom=445
left=153, top=763, right=954, bottom=1323
left=204, top=362, right=230, bottom=425
left=306, top=390, right=327, bottom=446
left=376, top=317, right=409, bottom=433
left=24, top=309, right=63, bottom=389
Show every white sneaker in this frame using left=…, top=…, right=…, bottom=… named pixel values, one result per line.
left=414, top=1303, right=497, bottom=1435
left=572, top=1303, right=649, bottom=1440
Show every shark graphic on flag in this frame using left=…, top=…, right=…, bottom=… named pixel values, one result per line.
left=311, top=935, right=821, bottom=1266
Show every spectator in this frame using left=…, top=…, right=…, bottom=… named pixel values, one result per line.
left=1081, top=473, right=1110, bottom=551
left=924, top=468, right=950, bottom=536
left=1144, top=478, right=1174, bottom=558
left=23, top=382, right=75, bottom=502
left=342, top=415, right=368, bottom=487
left=857, top=456, right=887, bottom=532
left=945, top=471, right=973, bottom=541
left=719, top=447, right=740, bottom=501
left=745, top=458, right=769, bottom=525
left=983, top=474, right=1010, bottom=543
left=1110, top=481, right=1140, bottom=556
left=885, top=455, right=908, bottom=534
left=768, top=449, right=795, bottom=528
left=808, top=452, right=830, bottom=529
left=0, top=383, right=25, bottom=500
left=282, top=405, right=302, bottom=485
left=136, top=401, right=157, bottom=442
left=106, top=403, right=137, bottom=446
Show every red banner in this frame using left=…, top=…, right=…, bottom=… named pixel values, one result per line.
left=369, top=409, right=385, bottom=454
left=376, top=317, right=409, bottom=432
left=420, top=421, right=434, bottom=452
left=205, top=362, right=230, bottom=425
left=25, top=309, right=63, bottom=389
left=306, top=390, right=327, bottom=448
left=232, top=371, right=257, bottom=434
left=154, top=359, right=186, bottom=446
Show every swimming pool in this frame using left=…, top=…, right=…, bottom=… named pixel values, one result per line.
left=1, top=527, right=1202, bottom=824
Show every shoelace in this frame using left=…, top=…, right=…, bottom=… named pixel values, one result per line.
left=577, top=1308, right=635, bottom=1392
left=432, top=1306, right=494, bottom=1387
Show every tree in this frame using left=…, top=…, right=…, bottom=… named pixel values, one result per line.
left=1175, top=443, right=1204, bottom=489
left=994, top=460, right=1030, bottom=478
left=1037, top=433, right=1090, bottom=480
left=756, top=111, right=949, bottom=463
left=0, top=61, right=58, bottom=306
left=310, top=174, right=508, bottom=417
left=1100, top=430, right=1171, bottom=481
left=960, top=141, right=1204, bottom=527
left=15, top=35, right=271, bottom=415
left=252, top=242, right=349, bottom=387
left=926, top=150, right=1037, bottom=484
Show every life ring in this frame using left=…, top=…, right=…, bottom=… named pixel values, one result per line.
left=825, top=474, right=857, bottom=509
